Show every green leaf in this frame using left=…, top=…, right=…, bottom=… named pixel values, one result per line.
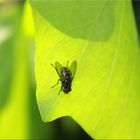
left=0, top=2, right=22, bottom=109
left=31, top=0, right=115, bottom=41
left=0, top=2, right=32, bottom=138
left=31, top=0, right=140, bottom=139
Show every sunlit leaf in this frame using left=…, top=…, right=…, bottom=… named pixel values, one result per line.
left=31, top=0, right=140, bottom=139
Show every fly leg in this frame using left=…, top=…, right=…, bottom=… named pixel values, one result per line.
left=51, top=64, right=61, bottom=77
left=58, top=85, right=63, bottom=95
left=51, top=79, right=61, bottom=88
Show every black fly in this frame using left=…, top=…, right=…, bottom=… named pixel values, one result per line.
left=51, top=61, right=77, bottom=95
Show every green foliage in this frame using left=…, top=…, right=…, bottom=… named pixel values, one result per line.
left=31, top=0, right=140, bottom=139
left=0, top=2, right=30, bottom=138
left=0, top=2, right=54, bottom=139
left=0, top=2, right=22, bottom=109
left=31, top=0, right=115, bottom=41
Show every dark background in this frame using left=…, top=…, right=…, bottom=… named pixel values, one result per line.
left=133, top=0, right=140, bottom=42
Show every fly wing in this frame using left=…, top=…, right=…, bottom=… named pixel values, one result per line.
left=69, top=60, right=77, bottom=78
left=55, top=61, right=63, bottom=77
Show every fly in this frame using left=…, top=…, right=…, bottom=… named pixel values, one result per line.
left=51, top=60, right=77, bottom=95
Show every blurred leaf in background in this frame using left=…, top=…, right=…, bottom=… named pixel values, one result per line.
left=0, top=0, right=29, bottom=138
left=0, top=1, right=54, bottom=139
left=0, top=0, right=22, bottom=110
left=31, top=0, right=140, bottom=139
